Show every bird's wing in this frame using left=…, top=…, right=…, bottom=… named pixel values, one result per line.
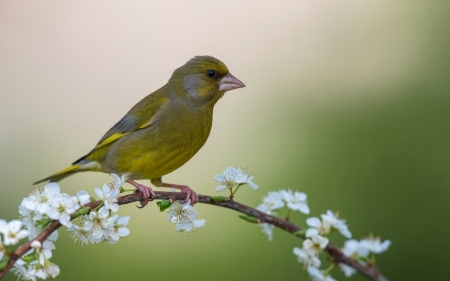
left=72, top=90, right=170, bottom=165
left=94, top=95, right=169, bottom=151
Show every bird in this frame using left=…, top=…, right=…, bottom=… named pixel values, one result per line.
left=34, top=56, right=245, bottom=207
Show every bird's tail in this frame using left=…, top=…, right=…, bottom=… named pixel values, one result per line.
left=33, top=164, right=82, bottom=185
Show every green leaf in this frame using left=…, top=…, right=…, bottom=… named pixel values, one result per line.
left=238, top=215, right=258, bottom=223
left=71, top=207, right=90, bottom=218
left=21, top=252, right=36, bottom=263
left=156, top=200, right=172, bottom=212
left=293, top=229, right=307, bottom=237
left=357, top=255, right=371, bottom=263
left=35, top=218, right=53, bottom=229
left=210, top=196, right=228, bottom=203
left=0, top=258, right=8, bottom=271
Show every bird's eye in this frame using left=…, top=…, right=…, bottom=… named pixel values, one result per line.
left=206, top=70, right=216, bottom=78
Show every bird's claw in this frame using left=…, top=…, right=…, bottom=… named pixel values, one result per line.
left=136, top=185, right=156, bottom=208
left=126, top=179, right=155, bottom=208
left=178, top=185, right=198, bottom=205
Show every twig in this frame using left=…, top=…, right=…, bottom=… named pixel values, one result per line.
left=0, top=191, right=388, bottom=281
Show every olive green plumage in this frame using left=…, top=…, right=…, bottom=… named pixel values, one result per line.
left=34, top=56, right=245, bottom=186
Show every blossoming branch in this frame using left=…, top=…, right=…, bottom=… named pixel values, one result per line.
left=0, top=167, right=390, bottom=281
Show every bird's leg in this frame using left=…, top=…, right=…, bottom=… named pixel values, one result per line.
left=161, top=183, right=199, bottom=205
left=126, top=178, right=156, bottom=208
left=150, top=178, right=198, bottom=205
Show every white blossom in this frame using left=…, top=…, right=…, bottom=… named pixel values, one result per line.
left=67, top=223, right=91, bottom=246
left=321, top=210, right=351, bottom=238
left=21, top=183, right=61, bottom=214
left=68, top=206, right=129, bottom=245
left=11, top=260, right=37, bottom=281
left=257, top=191, right=284, bottom=215
left=110, top=173, right=126, bottom=189
left=280, top=189, right=310, bottom=214
left=46, top=193, right=79, bottom=227
left=307, top=266, right=337, bottom=281
left=340, top=264, right=357, bottom=278
left=76, top=191, right=91, bottom=206
left=34, top=249, right=60, bottom=279
left=84, top=206, right=114, bottom=242
left=35, top=261, right=60, bottom=279
left=11, top=248, right=59, bottom=280
left=342, top=239, right=369, bottom=258
left=234, top=170, right=258, bottom=190
left=27, top=225, right=58, bottom=252
left=259, top=223, right=274, bottom=241
left=168, top=201, right=205, bottom=232
left=303, top=234, right=329, bottom=255
left=293, top=247, right=321, bottom=267
left=95, top=183, right=120, bottom=212
left=18, top=205, right=41, bottom=232
left=0, top=220, right=28, bottom=246
left=360, top=236, right=391, bottom=254
left=338, top=239, right=373, bottom=277
left=104, top=215, right=130, bottom=244
left=214, top=167, right=258, bottom=192
left=306, top=217, right=331, bottom=237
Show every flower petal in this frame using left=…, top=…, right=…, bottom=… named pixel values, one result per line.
left=0, top=219, right=9, bottom=233
left=216, top=185, right=227, bottom=192
left=298, top=203, right=310, bottom=214
left=94, top=187, right=103, bottom=199
left=214, top=174, right=224, bottom=182
left=117, top=227, right=130, bottom=237
left=44, top=182, right=61, bottom=196
left=59, top=214, right=72, bottom=227
left=306, top=228, right=319, bottom=237
left=194, top=219, right=205, bottom=229
left=9, top=220, right=23, bottom=233
left=117, top=216, right=130, bottom=225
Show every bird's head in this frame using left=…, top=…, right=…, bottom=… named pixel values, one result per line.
left=169, top=56, right=245, bottom=103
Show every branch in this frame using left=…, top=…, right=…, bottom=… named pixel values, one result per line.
left=0, top=192, right=389, bottom=281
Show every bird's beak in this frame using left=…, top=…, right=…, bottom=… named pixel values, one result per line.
left=219, top=72, right=246, bottom=92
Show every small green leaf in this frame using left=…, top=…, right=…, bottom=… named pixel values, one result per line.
left=156, top=200, right=172, bottom=212
left=89, top=196, right=98, bottom=202
left=0, top=258, right=9, bottom=271
left=357, top=255, right=371, bottom=263
left=210, top=196, right=228, bottom=203
left=21, top=252, right=36, bottom=263
left=35, top=218, right=53, bottom=229
left=293, top=229, right=306, bottom=237
left=238, top=215, right=258, bottom=223
left=71, top=207, right=90, bottom=218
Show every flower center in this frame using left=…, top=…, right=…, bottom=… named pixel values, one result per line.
left=57, top=205, right=66, bottom=213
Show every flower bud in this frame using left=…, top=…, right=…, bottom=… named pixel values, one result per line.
left=31, top=240, right=42, bottom=249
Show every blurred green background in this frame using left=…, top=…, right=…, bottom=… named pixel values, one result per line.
left=1, top=1, right=449, bottom=280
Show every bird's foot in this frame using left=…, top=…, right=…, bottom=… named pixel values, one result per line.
left=161, top=183, right=198, bottom=205
left=126, top=179, right=156, bottom=208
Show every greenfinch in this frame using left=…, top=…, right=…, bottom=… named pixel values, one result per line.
left=34, top=56, right=245, bottom=206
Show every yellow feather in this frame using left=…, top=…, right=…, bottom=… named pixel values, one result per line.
left=33, top=164, right=81, bottom=184
left=94, top=132, right=130, bottom=150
